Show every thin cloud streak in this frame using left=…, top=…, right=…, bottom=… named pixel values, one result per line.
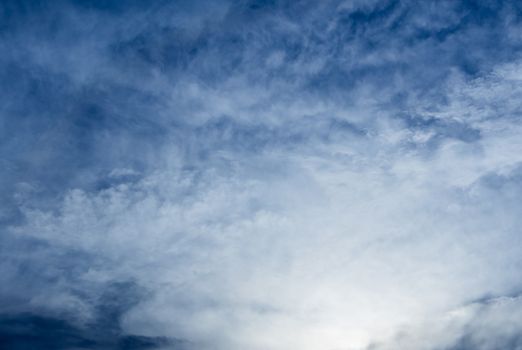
left=1, top=1, right=522, bottom=349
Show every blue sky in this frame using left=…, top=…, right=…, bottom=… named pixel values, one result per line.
left=2, top=1, right=522, bottom=349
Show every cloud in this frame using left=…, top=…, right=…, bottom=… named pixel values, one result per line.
left=366, top=293, right=522, bottom=350
left=2, top=0, right=522, bottom=349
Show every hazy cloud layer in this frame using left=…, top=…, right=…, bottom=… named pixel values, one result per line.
left=2, top=1, right=522, bottom=349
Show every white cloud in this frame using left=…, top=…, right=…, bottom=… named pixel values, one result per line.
left=3, top=2, right=522, bottom=349
left=7, top=56, right=522, bottom=349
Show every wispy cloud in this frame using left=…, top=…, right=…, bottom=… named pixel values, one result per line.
left=2, top=1, right=522, bottom=349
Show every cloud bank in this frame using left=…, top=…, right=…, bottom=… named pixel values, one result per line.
left=2, top=1, right=522, bottom=349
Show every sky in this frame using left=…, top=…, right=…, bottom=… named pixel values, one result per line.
left=1, top=0, right=522, bottom=349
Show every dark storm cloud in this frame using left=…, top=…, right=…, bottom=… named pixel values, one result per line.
left=0, top=279, right=186, bottom=349
left=0, top=314, right=176, bottom=350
